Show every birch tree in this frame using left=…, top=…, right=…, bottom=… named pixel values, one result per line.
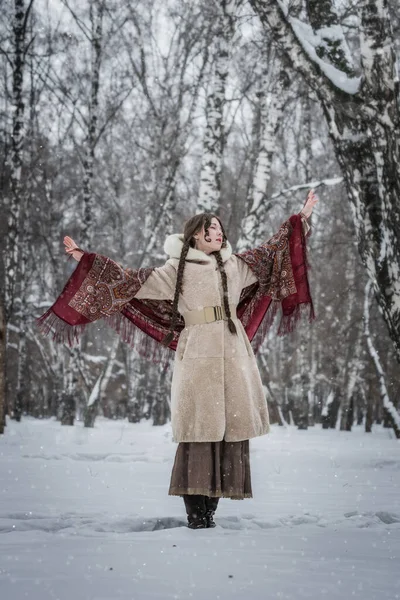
left=295, top=92, right=314, bottom=430
left=1, top=0, right=36, bottom=422
left=4, top=0, right=34, bottom=322
left=0, top=303, right=5, bottom=433
left=339, top=250, right=364, bottom=431
left=237, top=48, right=291, bottom=251
left=197, top=0, right=242, bottom=213
left=81, top=0, right=104, bottom=248
left=364, top=281, right=400, bottom=438
left=84, top=336, right=119, bottom=427
left=249, top=0, right=400, bottom=362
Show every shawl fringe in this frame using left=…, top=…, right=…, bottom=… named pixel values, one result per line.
left=277, top=301, right=316, bottom=336
left=104, top=311, right=174, bottom=366
left=36, top=308, right=87, bottom=347
left=36, top=307, right=174, bottom=367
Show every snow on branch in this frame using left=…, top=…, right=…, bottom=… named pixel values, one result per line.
left=249, top=0, right=360, bottom=99
left=289, top=18, right=361, bottom=94
left=269, top=176, right=343, bottom=199
left=82, top=353, right=108, bottom=364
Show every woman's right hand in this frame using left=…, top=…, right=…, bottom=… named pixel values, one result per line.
left=63, top=236, right=84, bottom=262
left=301, top=189, right=319, bottom=219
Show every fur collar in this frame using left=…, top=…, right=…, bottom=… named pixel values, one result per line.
left=164, top=233, right=233, bottom=263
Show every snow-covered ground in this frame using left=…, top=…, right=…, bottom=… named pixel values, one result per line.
left=1, top=417, right=399, bottom=600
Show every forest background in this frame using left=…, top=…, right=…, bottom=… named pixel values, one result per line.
left=1, top=0, right=399, bottom=437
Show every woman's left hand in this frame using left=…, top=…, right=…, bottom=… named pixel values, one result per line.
left=301, top=189, right=319, bottom=219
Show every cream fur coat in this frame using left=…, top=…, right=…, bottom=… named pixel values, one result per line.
left=134, top=235, right=270, bottom=443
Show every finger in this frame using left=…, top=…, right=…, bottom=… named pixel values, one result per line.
left=64, top=236, right=75, bottom=247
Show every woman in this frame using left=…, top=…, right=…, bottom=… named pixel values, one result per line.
left=37, top=191, right=318, bottom=529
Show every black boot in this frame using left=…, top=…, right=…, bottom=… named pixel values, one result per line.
left=183, top=494, right=207, bottom=529
left=204, top=496, right=220, bottom=528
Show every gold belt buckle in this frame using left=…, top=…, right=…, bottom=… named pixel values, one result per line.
left=204, top=306, right=215, bottom=323
left=214, top=305, right=223, bottom=321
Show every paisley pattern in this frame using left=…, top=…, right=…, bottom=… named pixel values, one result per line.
left=236, top=219, right=296, bottom=300
left=68, top=254, right=154, bottom=321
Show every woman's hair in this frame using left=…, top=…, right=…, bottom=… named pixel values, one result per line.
left=161, top=212, right=237, bottom=346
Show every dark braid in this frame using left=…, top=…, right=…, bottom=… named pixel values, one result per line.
left=214, top=251, right=237, bottom=335
left=161, top=212, right=237, bottom=346
left=161, top=241, right=191, bottom=347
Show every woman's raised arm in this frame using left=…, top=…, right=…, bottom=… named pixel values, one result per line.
left=63, top=234, right=177, bottom=301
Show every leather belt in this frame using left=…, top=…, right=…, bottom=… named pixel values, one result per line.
left=183, top=304, right=237, bottom=326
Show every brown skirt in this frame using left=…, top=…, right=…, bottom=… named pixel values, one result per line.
left=168, top=439, right=252, bottom=500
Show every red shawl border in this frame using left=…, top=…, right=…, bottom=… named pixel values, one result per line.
left=36, top=213, right=315, bottom=366
left=235, top=213, right=315, bottom=354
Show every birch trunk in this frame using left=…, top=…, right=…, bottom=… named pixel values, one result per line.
left=363, top=281, right=400, bottom=438
left=82, top=0, right=104, bottom=249
left=152, top=361, right=171, bottom=426
left=342, top=325, right=364, bottom=430
left=84, top=337, right=119, bottom=428
left=4, top=0, right=31, bottom=322
left=321, top=374, right=341, bottom=429
left=339, top=250, right=359, bottom=430
left=259, top=352, right=282, bottom=425
left=60, top=349, right=79, bottom=426
left=237, top=50, right=290, bottom=251
left=0, top=303, right=5, bottom=433
left=296, top=341, right=310, bottom=429
left=126, top=355, right=145, bottom=423
left=4, top=0, right=35, bottom=421
left=249, top=0, right=400, bottom=362
left=197, top=0, right=240, bottom=214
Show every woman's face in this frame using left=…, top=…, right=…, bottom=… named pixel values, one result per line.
left=194, top=217, right=223, bottom=255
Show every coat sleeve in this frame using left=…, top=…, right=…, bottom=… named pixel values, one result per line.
left=134, top=260, right=177, bottom=301
left=234, top=255, right=259, bottom=290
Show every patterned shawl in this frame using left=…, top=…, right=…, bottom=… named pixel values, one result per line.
left=36, top=213, right=315, bottom=365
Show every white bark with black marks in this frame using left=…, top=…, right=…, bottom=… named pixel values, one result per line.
left=81, top=0, right=104, bottom=249
left=4, top=0, right=34, bottom=322
left=197, top=0, right=241, bottom=214
left=363, top=281, right=400, bottom=437
left=237, top=48, right=290, bottom=251
left=249, top=0, right=400, bottom=362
